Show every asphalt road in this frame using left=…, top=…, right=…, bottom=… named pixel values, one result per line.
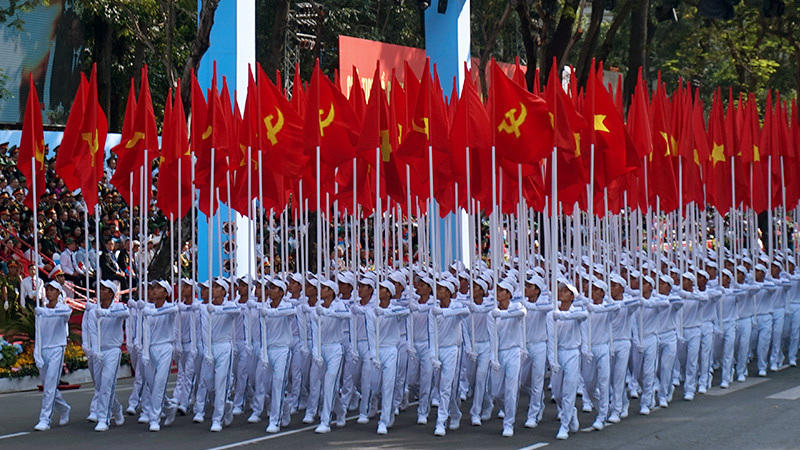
left=1, top=360, right=799, bottom=450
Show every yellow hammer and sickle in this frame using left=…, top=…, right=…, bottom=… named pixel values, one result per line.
left=81, top=130, right=100, bottom=167
left=35, top=140, right=45, bottom=168
left=126, top=131, right=145, bottom=149
left=412, top=117, right=429, bottom=139
left=660, top=131, right=671, bottom=157
left=380, top=129, right=392, bottom=162
left=202, top=125, right=213, bottom=140
left=264, top=107, right=285, bottom=145
left=397, top=124, right=403, bottom=145
left=319, top=104, right=335, bottom=137
left=497, top=103, right=527, bottom=138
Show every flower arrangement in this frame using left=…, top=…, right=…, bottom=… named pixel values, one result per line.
left=0, top=341, right=130, bottom=379
left=0, top=336, right=24, bottom=369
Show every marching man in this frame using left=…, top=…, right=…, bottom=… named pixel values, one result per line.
left=90, top=280, right=129, bottom=432
left=33, top=281, right=72, bottom=431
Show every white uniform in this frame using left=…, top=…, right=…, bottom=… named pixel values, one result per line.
left=547, top=305, right=588, bottom=438
left=657, top=294, right=683, bottom=406
left=467, top=297, right=496, bottom=423
left=579, top=297, right=619, bottom=425
left=197, top=301, right=239, bottom=428
left=34, top=303, right=72, bottom=428
left=408, top=298, right=434, bottom=422
left=490, top=302, right=525, bottom=433
left=735, top=283, right=758, bottom=380
left=126, top=300, right=146, bottom=413
left=308, top=300, right=351, bottom=429
left=785, top=275, right=800, bottom=365
left=232, top=298, right=253, bottom=413
left=716, top=286, right=739, bottom=386
left=698, top=287, right=719, bottom=391
left=141, top=302, right=178, bottom=428
left=770, top=277, right=791, bottom=369
left=91, top=303, right=130, bottom=427
left=257, top=298, right=297, bottom=430
left=349, top=297, right=378, bottom=421
left=82, top=302, right=102, bottom=420
left=632, top=293, right=668, bottom=411
left=754, top=280, right=777, bottom=374
left=608, top=296, right=639, bottom=420
left=679, top=288, right=708, bottom=398
left=429, top=302, right=469, bottom=432
left=173, top=301, right=201, bottom=412
left=522, top=294, right=552, bottom=426
left=285, top=296, right=309, bottom=413
left=366, top=302, right=410, bottom=430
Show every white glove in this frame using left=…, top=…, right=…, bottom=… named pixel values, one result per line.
left=137, top=300, right=146, bottom=309
left=207, top=303, right=216, bottom=313
left=3, top=300, right=8, bottom=310
left=467, top=302, right=477, bottom=312
left=409, top=302, right=419, bottom=312
left=35, top=357, right=45, bottom=368
left=143, top=356, right=151, bottom=367
left=371, top=358, right=382, bottom=371
left=95, top=307, right=108, bottom=317
left=432, top=306, right=443, bottom=315
left=432, top=359, right=442, bottom=371
left=468, top=352, right=478, bottom=363
left=314, top=356, right=324, bottom=368
left=583, top=352, right=593, bottom=363
left=127, top=299, right=136, bottom=308
left=637, top=345, right=644, bottom=354
left=315, top=304, right=325, bottom=316
left=491, top=309, right=501, bottom=318
left=551, top=363, right=561, bottom=374
left=246, top=300, right=257, bottom=308
left=374, top=307, right=385, bottom=316
left=260, top=357, right=270, bottom=370
left=408, top=350, right=418, bottom=362
left=204, top=355, right=214, bottom=366
left=521, top=350, right=530, bottom=361
left=491, top=360, right=501, bottom=372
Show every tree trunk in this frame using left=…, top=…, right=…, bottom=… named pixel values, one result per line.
left=515, top=0, right=538, bottom=92
left=542, top=0, right=582, bottom=83
left=575, top=0, right=605, bottom=89
left=93, top=15, right=113, bottom=129
left=263, top=0, right=291, bottom=84
left=479, top=1, right=512, bottom=98
left=180, top=0, right=221, bottom=112
left=624, top=0, right=648, bottom=105
left=595, top=0, right=635, bottom=64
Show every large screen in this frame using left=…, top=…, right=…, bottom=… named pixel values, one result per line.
left=0, top=0, right=83, bottom=125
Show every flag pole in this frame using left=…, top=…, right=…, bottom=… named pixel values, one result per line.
left=31, top=156, right=40, bottom=305
left=430, top=144, right=439, bottom=362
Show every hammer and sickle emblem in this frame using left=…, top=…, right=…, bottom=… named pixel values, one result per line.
left=497, top=103, right=527, bottom=138
left=81, top=130, right=100, bottom=167
left=202, top=125, right=213, bottom=140
left=125, top=131, right=145, bottom=149
left=318, top=104, right=335, bottom=137
left=264, top=107, right=285, bottom=145
left=412, top=117, right=429, bottom=139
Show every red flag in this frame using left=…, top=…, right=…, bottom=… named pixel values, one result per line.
left=157, top=83, right=192, bottom=219
left=110, top=66, right=159, bottom=206
left=69, top=64, right=108, bottom=211
left=19, top=73, right=45, bottom=209
left=55, top=75, right=87, bottom=191
left=257, top=64, right=308, bottom=179
left=706, top=91, right=733, bottom=214
left=490, top=59, right=553, bottom=166
left=349, top=66, right=367, bottom=119
left=303, top=60, right=361, bottom=168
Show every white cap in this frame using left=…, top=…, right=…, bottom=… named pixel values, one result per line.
left=473, top=278, right=488, bottom=293
left=736, top=265, right=748, bottom=274
left=755, top=264, right=768, bottom=273
left=682, top=272, right=696, bottom=283
left=271, top=279, right=287, bottom=292
left=659, top=274, right=674, bottom=285
left=379, top=279, right=396, bottom=296
left=525, top=275, right=546, bottom=292
left=337, top=272, right=356, bottom=288
left=155, top=279, right=173, bottom=296
left=99, top=279, right=118, bottom=295
left=320, top=279, right=339, bottom=297
left=46, top=280, right=63, bottom=291
left=438, top=279, right=455, bottom=294
left=497, top=278, right=515, bottom=294
left=705, top=260, right=718, bottom=269
left=642, top=275, right=655, bottom=286
left=696, top=270, right=709, bottom=280
left=592, top=279, right=608, bottom=292
left=721, top=269, right=733, bottom=279
left=389, top=271, right=407, bottom=286
left=213, top=277, right=229, bottom=290
left=609, top=273, right=627, bottom=287
left=289, top=273, right=304, bottom=284
left=559, top=282, right=578, bottom=297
